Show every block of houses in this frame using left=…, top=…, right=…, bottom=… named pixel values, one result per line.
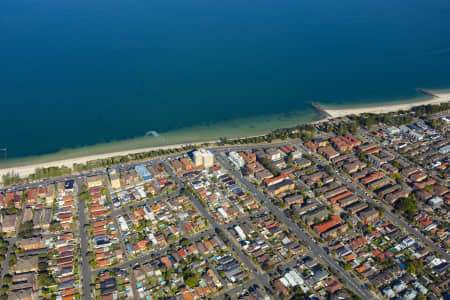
left=20, top=238, right=44, bottom=251
left=304, top=141, right=317, bottom=153
left=318, top=146, right=340, bottom=160
left=331, top=137, right=352, bottom=152
left=415, top=190, right=432, bottom=202
left=302, top=207, right=329, bottom=225
left=343, top=161, right=366, bottom=174
left=313, top=137, right=327, bottom=147
left=367, top=178, right=391, bottom=191
left=268, top=179, right=295, bottom=195
left=86, top=175, right=103, bottom=188
left=1, top=214, right=17, bottom=233
left=109, top=173, right=121, bottom=190
left=357, top=144, right=381, bottom=154
left=361, top=172, right=384, bottom=185
left=328, top=191, right=353, bottom=204
left=350, top=236, right=368, bottom=251
left=283, top=194, right=303, bottom=206
left=410, top=172, right=427, bottom=182
left=247, top=161, right=264, bottom=174
left=313, top=215, right=344, bottom=236
left=240, top=151, right=257, bottom=165
left=385, top=189, right=410, bottom=204
left=293, top=158, right=311, bottom=169
left=16, top=256, right=39, bottom=274
left=345, top=133, right=361, bottom=147
left=346, top=202, right=369, bottom=215
left=378, top=184, right=401, bottom=199
left=337, top=195, right=358, bottom=208
left=32, top=208, right=52, bottom=230
left=358, top=208, right=379, bottom=224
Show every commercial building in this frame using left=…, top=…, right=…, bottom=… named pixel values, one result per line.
left=135, top=165, right=153, bottom=181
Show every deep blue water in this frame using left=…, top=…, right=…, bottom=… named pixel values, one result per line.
left=1, top=0, right=450, bottom=158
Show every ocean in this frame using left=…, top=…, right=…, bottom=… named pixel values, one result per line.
left=1, top=0, right=450, bottom=163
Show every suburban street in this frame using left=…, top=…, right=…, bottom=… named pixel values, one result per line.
left=3, top=134, right=448, bottom=299
left=298, top=142, right=450, bottom=262
left=77, top=178, right=93, bottom=300
left=162, top=163, right=275, bottom=295
left=214, top=153, right=377, bottom=300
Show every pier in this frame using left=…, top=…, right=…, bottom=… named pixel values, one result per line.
left=311, top=102, right=332, bottom=119
left=417, top=88, right=437, bottom=98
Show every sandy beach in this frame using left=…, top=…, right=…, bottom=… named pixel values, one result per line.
left=1, top=91, right=449, bottom=181
left=323, top=91, right=450, bottom=119
left=0, top=141, right=215, bottom=179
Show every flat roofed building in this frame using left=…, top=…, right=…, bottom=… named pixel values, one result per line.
left=318, top=146, right=339, bottom=160
left=16, top=256, right=39, bottom=274
left=228, top=151, right=245, bottom=169
left=438, top=145, right=450, bottom=154
left=135, top=165, right=153, bottom=181
left=86, top=175, right=103, bottom=188
left=302, top=207, right=328, bottom=225
left=358, top=208, right=379, bottom=224
left=192, top=149, right=214, bottom=168
left=1, top=214, right=17, bottom=233
left=109, top=173, right=120, bottom=189
left=385, top=127, right=400, bottom=136
left=8, top=288, right=38, bottom=300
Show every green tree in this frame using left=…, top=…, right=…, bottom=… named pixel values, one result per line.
left=2, top=275, right=11, bottom=285
left=18, top=221, right=33, bottom=239
left=185, top=277, right=198, bottom=288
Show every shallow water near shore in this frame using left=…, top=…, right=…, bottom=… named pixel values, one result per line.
left=1, top=0, right=450, bottom=162
left=0, top=108, right=320, bottom=168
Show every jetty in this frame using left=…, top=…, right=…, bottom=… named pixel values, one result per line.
left=417, top=88, right=437, bottom=98
left=311, top=102, right=332, bottom=119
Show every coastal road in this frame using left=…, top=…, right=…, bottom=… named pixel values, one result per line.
left=0, top=140, right=301, bottom=192
left=215, top=153, right=376, bottom=300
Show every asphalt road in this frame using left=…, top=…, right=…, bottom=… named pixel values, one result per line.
left=304, top=143, right=450, bottom=262
left=77, top=178, right=93, bottom=300
left=3, top=138, right=447, bottom=299
left=162, top=163, right=274, bottom=295
left=215, top=153, right=375, bottom=300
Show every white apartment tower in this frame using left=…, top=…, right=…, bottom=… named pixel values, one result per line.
left=193, top=149, right=214, bottom=168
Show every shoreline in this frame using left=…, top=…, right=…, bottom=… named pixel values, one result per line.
left=321, top=90, right=450, bottom=119
left=0, top=109, right=320, bottom=177
left=1, top=90, right=449, bottom=180
left=0, top=141, right=218, bottom=179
